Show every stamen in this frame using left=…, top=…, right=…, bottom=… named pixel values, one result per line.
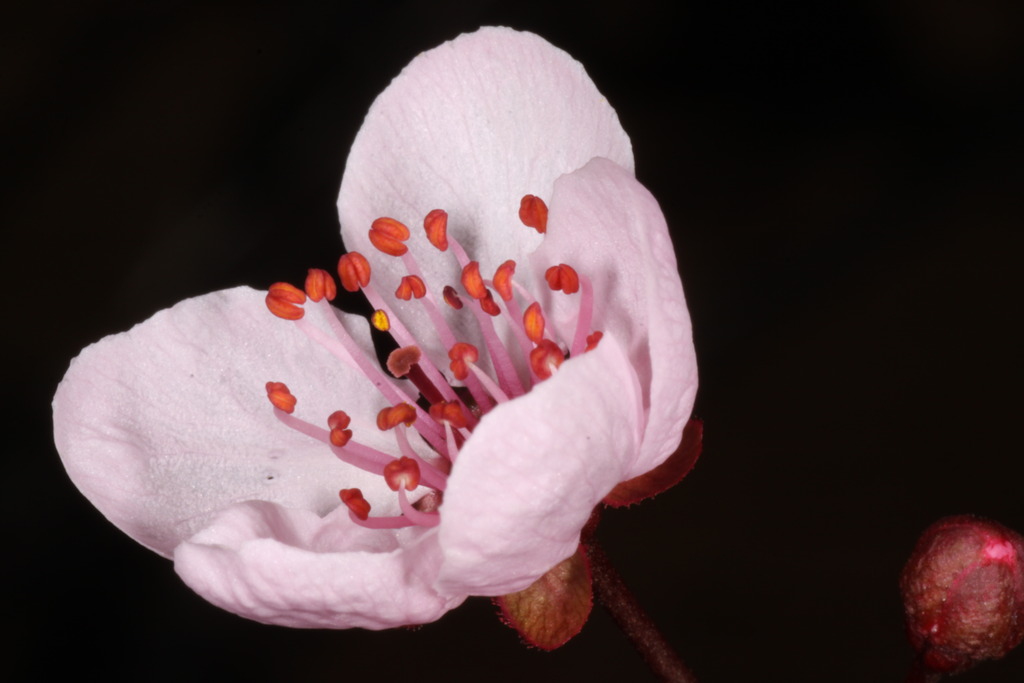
left=530, top=340, right=565, bottom=380
left=371, top=309, right=390, bottom=332
left=545, top=264, right=580, bottom=294
left=585, top=331, right=604, bottom=352
left=460, top=261, right=488, bottom=300
left=383, top=456, right=420, bottom=491
left=429, top=401, right=468, bottom=429
left=272, top=404, right=449, bottom=489
left=479, top=291, right=501, bottom=317
left=395, top=275, right=427, bottom=300
left=493, top=260, right=516, bottom=302
left=376, top=403, right=417, bottom=431
left=337, top=252, right=372, bottom=292
left=340, top=488, right=371, bottom=520
left=519, top=194, right=548, bottom=234
left=523, top=302, right=545, bottom=344
left=266, top=282, right=306, bottom=320
left=424, top=209, right=449, bottom=251
left=387, top=346, right=450, bottom=407
left=368, top=217, right=411, bottom=256
left=443, top=286, right=464, bottom=310
left=430, top=401, right=468, bottom=462
left=327, top=410, right=352, bottom=447
left=304, top=269, right=337, bottom=302
left=265, top=381, right=297, bottom=413
left=448, top=342, right=479, bottom=381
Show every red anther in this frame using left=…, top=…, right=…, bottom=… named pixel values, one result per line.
left=387, top=346, right=422, bottom=378
left=327, top=410, right=351, bottom=431
left=493, top=260, right=516, bottom=301
left=424, top=209, right=449, bottom=251
left=395, top=275, right=427, bottom=300
left=327, top=410, right=353, bottom=446
left=519, top=194, right=548, bottom=234
left=368, top=217, right=411, bottom=256
left=460, top=261, right=487, bottom=299
left=545, top=264, right=580, bottom=294
left=265, top=282, right=307, bottom=320
left=340, top=488, right=371, bottom=520
left=304, top=268, right=337, bottom=302
left=430, top=401, right=468, bottom=429
left=383, top=456, right=421, bottom=491
left=443, top=285, right=464, bottom=310
left=337, top=252, right=371, bottom=292
left=448, top=342, right=480, bottom=381
left=265, top=381, right=297, bottom=414
left=530, top=339, right=565, bottom=380
left=585, top=331, right=604, bottom=351
left=523, top=302, right=546, bottom=343
left=376, top=403, right=418, bottom=431
left=479, top=291, right=501, bottom=317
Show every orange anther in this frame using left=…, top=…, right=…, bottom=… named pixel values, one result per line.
left=429, top=401, right=468, bottom=429
left=519, top=194, right=548, bottom=234
left=265, top=282, right=306, bottom=320
left=530, top=339, right=564, bottom=380
left=337, top=252, right=371, bottom=292
left=443, top=285, right=464, bottom=310
left=368, top=217, right=410, bottom=256
left=265, top=381, right=297, bottom=413
left=479, top=291, right=501, bottom=317
left=376, top=403, right=417, bottom=431
left=460, top=261, right=487, bottom=300
left=448, top=342, right=479, bottom=381
left=523, top=302, right=546, bottom=343
left=383, top=456, right=421, bottom=492
left=387, top=346, right=422, bottom=378
left=424, top=209, right=449, bottom=251
left=327, top=410, right=353, bottom=447
left=340, top=488, right=371, bottom=520
left=493, top=260, right=516, bottom=301
left=395, top=275, right=427, bottom=300
left=304, top=268, right=337, bottom=302
left=371, top=309, right=390, bottom=332
left=585, top=331, right=604, bottom=351
left=545, top=263, right=580, bottom=294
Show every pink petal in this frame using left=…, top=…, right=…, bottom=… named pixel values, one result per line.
left=174, top=501, right=462, bottom=629
left=337, top=27, right=633, bottom=359
left=53, top=287, right=398, bottom=557
left=532, top=157, right=697, bottom=478
left=436, top=334, right=642, bottom=596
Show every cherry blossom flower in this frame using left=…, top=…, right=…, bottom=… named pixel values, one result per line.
left=53, top=27, right=697, bottom=631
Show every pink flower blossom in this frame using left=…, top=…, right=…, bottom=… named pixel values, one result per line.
left=52, top=27, right=697, bottom=630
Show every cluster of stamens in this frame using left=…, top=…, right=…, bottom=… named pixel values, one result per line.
left=263, top=194, right=602, bottom=530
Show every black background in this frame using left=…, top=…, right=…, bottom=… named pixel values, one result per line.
left=7, top=1, right=1023, bottom=681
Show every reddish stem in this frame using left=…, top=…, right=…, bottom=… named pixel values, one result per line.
left=586, top=542, right=697, bottom=683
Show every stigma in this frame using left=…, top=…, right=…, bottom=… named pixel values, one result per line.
left=262, top=195, right=603, bottom=530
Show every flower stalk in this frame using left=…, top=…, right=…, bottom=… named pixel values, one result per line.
left=586, top=542, right=698, bottom=683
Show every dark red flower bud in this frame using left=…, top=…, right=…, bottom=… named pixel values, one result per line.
left=901, top=515, right=1024, bottom=675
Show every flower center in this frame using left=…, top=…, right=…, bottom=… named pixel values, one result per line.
left=262, top=195, right=603, bottom=529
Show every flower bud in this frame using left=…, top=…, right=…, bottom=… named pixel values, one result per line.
left=901, top=515, right=1024, bottom=674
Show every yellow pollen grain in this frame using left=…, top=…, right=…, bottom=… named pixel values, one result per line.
left=371, top=309, right=390, bottom=332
